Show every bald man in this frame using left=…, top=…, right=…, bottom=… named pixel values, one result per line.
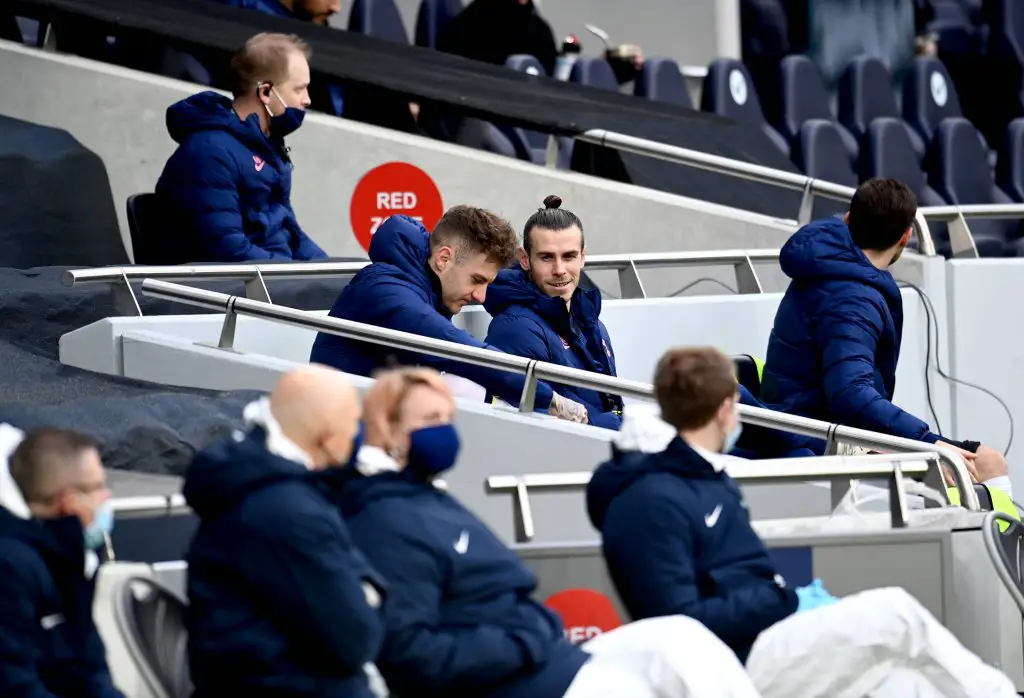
left=183, top=365, right=389, bottom=698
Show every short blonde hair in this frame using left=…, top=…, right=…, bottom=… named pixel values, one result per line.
left=363, top=368, right=453, bottom=447
left=228, top=32, right=311, bottom=97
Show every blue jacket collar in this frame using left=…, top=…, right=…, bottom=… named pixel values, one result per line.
left=484, top=267, right=602, bottom=336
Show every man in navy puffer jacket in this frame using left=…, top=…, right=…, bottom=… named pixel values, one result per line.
left=185, top=366, right=387, bottom=698
left=588, top=347, right=1017, bottom=698
left=328, top=367, right=764, bottom=698
left=760, top=179, right=1009, bottom=489
left=310, top=209, right=591, bottom=424
left=155, top=33, right=327, bottom=263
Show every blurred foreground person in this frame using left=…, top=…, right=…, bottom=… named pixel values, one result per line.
left=0, top=426, right=123, bottom=698
left=588, top=346, right=1016, bottom=698
left=323, top=366, right=764, bottom=698
left=184, top=365, right=388, bottom=698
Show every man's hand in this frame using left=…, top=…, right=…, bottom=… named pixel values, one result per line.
left=936, top=443, right=979, bottom=485
left=973, top=444, right=1009, bottom=482
left=549, top=393, right=589, bottom=424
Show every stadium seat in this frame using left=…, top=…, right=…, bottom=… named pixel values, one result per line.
left=902, top=56, right=967, bottom=148
left=838, top=55, right=925, bottom=161
left=982, top=0, right=1024, bottom=148
left=929, top=118, right=1021, bottom=257
left=455, top=118, right=518, bottom=159
left=348, top=0, right=409, bottom=44
left=792, top=120, right=858, bottom=188
left=633, top=58, right=693, bottom=109
left=733, top=354, right=763, bottom=399
left=701, top=59, right=790, bottom=158
left=414, top=0, right=463, bottom=48
left=778, top=55, right=859, bottom=169
left=863, top=117, right=949, bottom=254
left=568, top=57, right=619, bottom=92
left=113, top=576, right=191, bottom=698
left=502, top=55, right=551, bottom=165
left=126, top=193, right=163, bottom=265
left=997, top=118, right=1024, bottom=202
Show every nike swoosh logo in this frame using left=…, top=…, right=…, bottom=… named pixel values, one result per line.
left=454, top=530, right=469, bottom=555
left=704, top=504, right=723, bottom=528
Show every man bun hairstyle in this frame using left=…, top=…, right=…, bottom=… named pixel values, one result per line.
left=229, top=32, right=311, bottom=98
left=431, top=205, right=517, bottom=266
left=654, top=347, right=738, bottom=432
left=847, top=178, right=918, bottom=252
left=523, top=194, right=585, bottom=256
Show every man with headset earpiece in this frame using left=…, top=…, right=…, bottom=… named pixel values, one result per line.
left=759, top=178, right=1013, bottom=501
left=155, top=33, right=328, bottom=264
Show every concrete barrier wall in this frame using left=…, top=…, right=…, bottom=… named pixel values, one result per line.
left=0, top=41, right=794, bottom=265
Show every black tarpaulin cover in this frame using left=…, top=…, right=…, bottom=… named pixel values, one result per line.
left=16, top=0, right=803, bottom=218
left=0, top=115, right=129, bottom=268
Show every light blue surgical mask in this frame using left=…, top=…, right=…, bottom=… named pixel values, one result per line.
left=407, top=424, right=461, bottom=477
left=84, top=501, right=114, bottom=551
left=722, top=407, right=743, bottom=454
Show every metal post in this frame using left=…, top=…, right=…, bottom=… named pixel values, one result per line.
left=948, top=210, right=980, bottom=259
left=616, top=261, right=647, bottom=299
left=216, top=297, right=239, bottom=350
left=888, top=464, right=910, bottom=528
left=797, top=179, right=816, bottom=225
left=111, top=272, right=142, bottom=317
left=518, top=360, right=539, bottom=413
left=513, top=479, right=535, bottom=543
left=733, top=256, right=763, bottom=294
left=243, top=268, right=272, bottom=303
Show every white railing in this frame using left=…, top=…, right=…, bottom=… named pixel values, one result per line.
left=137, top=278, right=979, bottom=510
left=487, top=453, right=940, bottom=541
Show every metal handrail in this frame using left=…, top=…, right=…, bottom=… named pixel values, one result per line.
left=487, top=453, right=937, bottom=541
left=137, top=278, right=978, bottom=509
left=110, top=494, right=188, bottom=518
left=65, top=249, right=784, bottom=315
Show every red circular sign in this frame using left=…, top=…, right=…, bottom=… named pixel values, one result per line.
left=349, top=162, right=444, bottom=253
left=545, top=589, right=623, bottom=645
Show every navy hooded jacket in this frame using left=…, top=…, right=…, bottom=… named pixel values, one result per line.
left=587, top=438, right=799, bottom=663
left=183, top=428, right=386, bottom=698
left=155, top=91, right=327, bottom=264
left=326, top=468, right=589, bottom=698
left=484, top=268, right=623, bottom=430
left=760, top=218, right=940, bottom=443
left=0, top=507, right=123, bottom=698
left=310, top=216, right=556, bottom=410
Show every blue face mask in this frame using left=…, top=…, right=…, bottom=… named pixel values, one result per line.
left=263, top=86, right=306, bottom=139
left=84, top=501, right=114, bottom=551
left=347, top=423, right=365, bottom=468
left=723, top=420, right=743, bottom=454
left=407, top=424, right=461, bottom=477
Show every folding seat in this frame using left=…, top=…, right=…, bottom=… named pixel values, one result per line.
left=701, top=58, right=790, bottom=158
left=633, top=58, right=693, bottom=109
left=997, top=118, right=1024, bottom=202
left=348, top=0, right=409, bottom=44
left=981, top=0, right=1024, bottom=146
left=929, top=118, right=1020, bottom=257
left=499, top=55, right=551, bottom=165
left=863, top=117, right=950, bottom=255
left=838, top=55, right=925, bottom=161
left=779, top=55, right=859, bottom=169
left=791, top=120, right=858, bottom=220
left=568, top=57, right=619, bottom=92
left=902, top=57, right=967, bottom=148
left=414, top=0, right=463, bottom=48
left=455, top=119, right=518, bottom=160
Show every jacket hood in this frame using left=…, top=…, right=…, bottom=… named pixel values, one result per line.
left=367, top=216, right=449, bottom=317
left=779, top=217, right=902, bottom=306
left=586, top=405, right=720, bottom=530
left=483, top=267, right=602, bottom=328
left=166, top=91, right=269, bottom=151
left=183, top=426, right=313, bottom=519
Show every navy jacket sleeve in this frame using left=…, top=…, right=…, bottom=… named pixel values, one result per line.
left=603, top=490, right=796, bottom=646
left=167, top=146, right=290, bottom=262
left=377, top=281, right=555, bottom=409
left=240, top=506, right=385, bottom=671
left=484, top=314, right=549, bottom=362
left=349, top=510, right=536, bottom=691
left=0, top=551, right=60, bottom=698
left=289, top=210, right=328, bottom=261
left=814, top=296, right=938, bottom=442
